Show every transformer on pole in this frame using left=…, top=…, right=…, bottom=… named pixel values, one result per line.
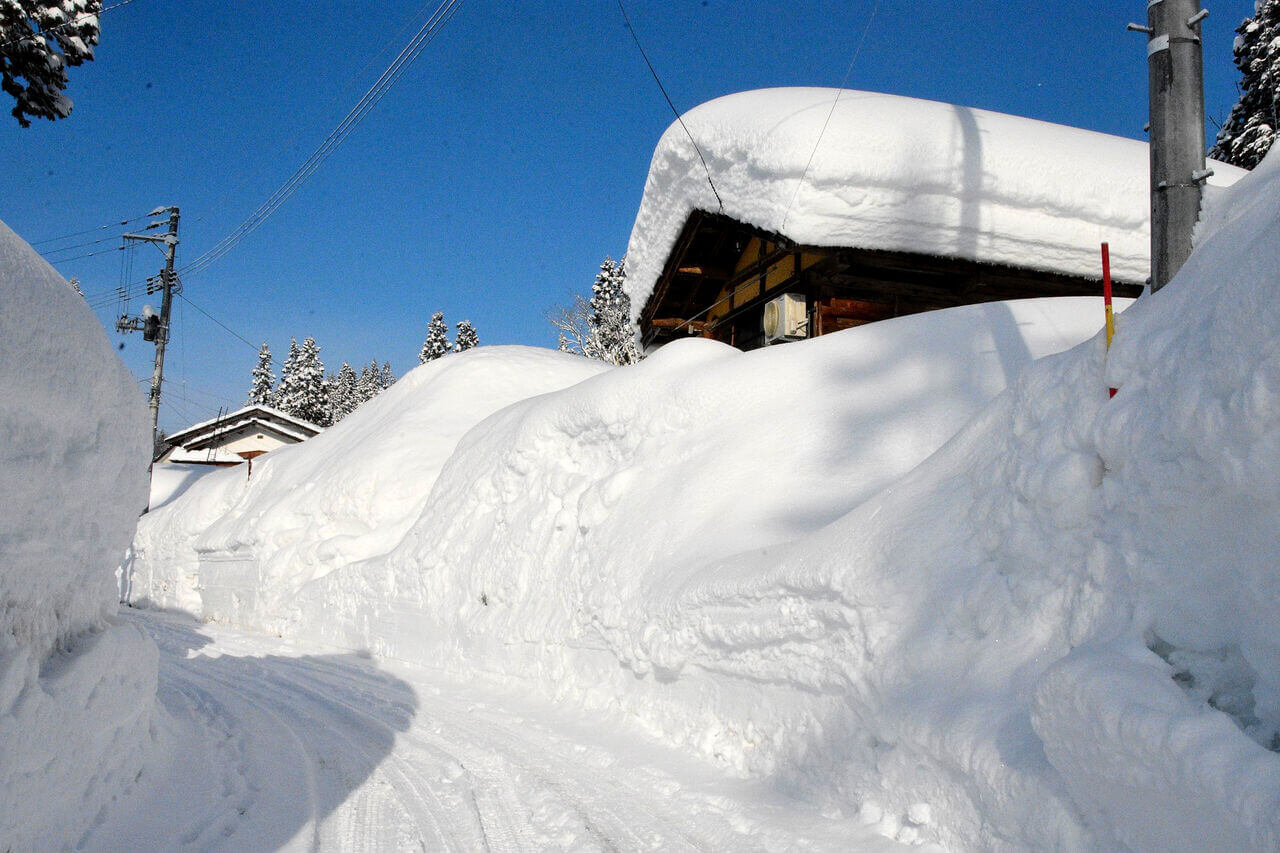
left=115, top=206, right=180, bottom=453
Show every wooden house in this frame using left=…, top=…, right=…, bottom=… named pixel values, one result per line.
left=623, top=88, right=1187, bottom=352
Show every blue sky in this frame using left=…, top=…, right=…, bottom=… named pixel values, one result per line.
left=0, top=0, right=1257, bottom=432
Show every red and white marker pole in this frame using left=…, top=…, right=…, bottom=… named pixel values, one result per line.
left=1102, top=242, right=1116, bottom=398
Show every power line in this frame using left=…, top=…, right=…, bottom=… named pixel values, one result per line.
left=30, top=212, right=149, bottom=246
left=47, top=245, right=125, bottom=265
left=780, top=0, right=880, bottom=233
left=616, top=0, right=723, bottom=212
left=176, top=293, right=259, bottom=354
left=39, top=232, right=130, bottom=256
left=178, top=0, right=464, bottom=281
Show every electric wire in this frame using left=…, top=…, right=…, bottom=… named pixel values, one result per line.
left=39, top=232, right=130, bottom=256
left=176, top=293, right=260, bottom=354
left=779, top=0, right=880, bottom=233
left=192, top=0, right=447, bottom=228
left=178, top=0, right=464, bottom=281
left=47, top=245, right=125, bottom=265
left=30, top=213, right=149, bottom=246
left=616, top=0, right=723, bottom=212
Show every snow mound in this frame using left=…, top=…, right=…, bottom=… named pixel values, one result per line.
left=148, top=462, right=222, bottom=511
left=603, top=148, right=1280, bottom=847
left=623, top=87, right=1245, bottom=320
left=128, top=146, right=1280, bottom=847
left=0, top=219, right=154, bottom=849
left=129, top=346, right=611, bottom=622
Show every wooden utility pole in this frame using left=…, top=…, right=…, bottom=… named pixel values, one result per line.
left=116, top=206, right=180, bottom=450
left=1134, top=0, right=1212, bottom=291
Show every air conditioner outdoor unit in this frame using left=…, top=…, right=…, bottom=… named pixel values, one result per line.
left=763, top=293, right=808, bottom=343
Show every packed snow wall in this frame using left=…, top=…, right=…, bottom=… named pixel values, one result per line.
left=0, top=220, right=156, bottom=848
left=129, top=347, right=612, bottom=621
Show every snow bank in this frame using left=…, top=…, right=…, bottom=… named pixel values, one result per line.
left=603, top=148, right=1280, bottom=848
left=148, top=462, right=222, bottom=511
left=129, top=347, right=611, bottom=622
left=623, top=87, right=1245, bottom=320
left=131, top=147, right=1280, bottom=848
left=0, top=219, right=154, bottom=848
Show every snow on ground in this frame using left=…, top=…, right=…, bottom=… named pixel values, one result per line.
left=128, top=347, right=610, bottom=618
left=131, top=297, right=1115, bottom=632
left=90, top=608, right=906, bottom=851
left=0, top=220, right=154, bottom=849
left=148, top=462, right=223, bottom=511
left=126, top=147, right=1280, bottom=850
left=131, top=294, right=1123, bottom=847
left=622, top=87, right=1245, bottom=319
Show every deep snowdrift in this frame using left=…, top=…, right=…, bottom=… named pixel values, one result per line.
left=130, top=347, right=612, bottom=620
left=133, top=295, right=1121, bottom=842
left=623, top=87, right=1245, bottom=319
left=130, top=150, right=1280, bottom=850
left=0, top=220, right=154, bottom=848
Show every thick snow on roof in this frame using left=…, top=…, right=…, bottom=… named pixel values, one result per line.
left=624, top=87, right=1245, bottom=316
left=165, top=404, right=321, bottom=447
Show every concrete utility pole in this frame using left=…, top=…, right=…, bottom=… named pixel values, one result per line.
left=115, top=206, right=180, bottom=451
left=1133, top=0, right=1212, bottom=291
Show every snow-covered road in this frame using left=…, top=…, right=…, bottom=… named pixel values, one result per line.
left=87, top=609, right=899, bottom=851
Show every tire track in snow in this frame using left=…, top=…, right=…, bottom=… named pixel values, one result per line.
left=109, top=610, right=898, bottom=851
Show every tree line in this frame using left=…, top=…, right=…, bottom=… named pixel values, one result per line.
left=247, top=338, right=394, bottom=427
left=246, top=314, right=481, bottom=427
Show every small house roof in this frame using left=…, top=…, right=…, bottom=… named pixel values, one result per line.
left=164, top=405, right=322, bottom=449
left=624, top=88, right=1246, bottom=319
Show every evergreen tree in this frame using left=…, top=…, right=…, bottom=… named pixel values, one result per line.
left=583, top=256, right=640, bottom=365
left=419, top=311, right=451, bottom=362
left=1, top=0, right=102, bottom=127
left=326, top=362, right=359, bottom=424
left=248, top=343, right=275, bottom=406
left=275, top=338, right=302, bottom=412
left=356, top=359, right=382, bottom=404
left=454, top=320, right=478, bottom=352
left=380, top=361, right=395, bottom=389
left=1211, top=0, right=1280, bottom=169
left=292, top=337, right=329, bottom=426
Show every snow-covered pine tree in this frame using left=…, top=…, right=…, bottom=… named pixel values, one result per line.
left=293, top=337, right=329, bottom=426
left=379, top=361, right=395, bottom=390
left=327, top=361, right=359, bottom=423
left=1210, top=0, right=1280, bottom=169
left=419, top=311, right=451, bottom=362
left=274, top=338, right=302, bottom=413
left=454, top=321, right=478, bottom=352
left=356, top=361, right=380, bottom=404
left=1, top=0, right=102, bottom=126
left=583, top=256, right=640, bottom=365
left=248, top=343, right=275, bottom=406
